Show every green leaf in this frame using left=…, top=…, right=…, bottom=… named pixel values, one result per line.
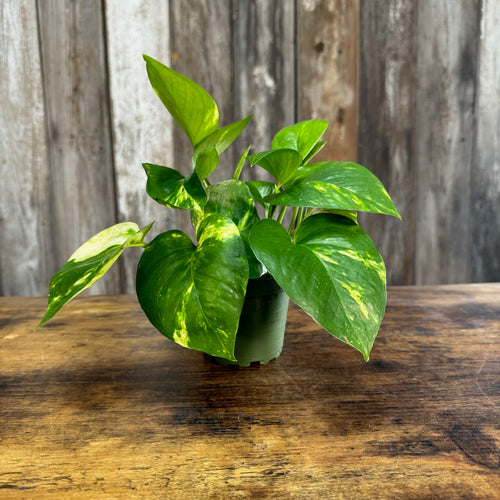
left=246, top=181, right=276, bottom=207
left=266, top=162, right=401, bottom=218
left=143, top=54, right=219, bottom=146
left=38, top=222, right=153, bottom=328
left=194, top=180, right=263, bottom=279
left=249, top=214, right=387, bottom=360
left=193, top=115, right=252, bottom=179
left=193, top=147, right=219, bottom=182
left=143, top=163, right=206, bottom=210
left=247, top=149, right=302, bottom=186
left=271, top=120, right=328, bottom=160
left=303, top=140, right=326, bottom=165
left=326, top=209, right=358, bottom=223
left=136, top=213, right=249, bottom=360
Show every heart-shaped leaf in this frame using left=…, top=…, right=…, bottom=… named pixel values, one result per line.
left=249, top=214, right=387, bottom=360
left=247, top=149, right=302, bottom=186
left=143, top=163, right=206, bottom=210
left=192, top=115, right=252, bottom=179
left=271, top=120, right=328, bottom=160
left=193, top=180, right=263, bottom=279
left=144, top=54, right=219, bottom=147
left=265, top=161, right=401, bottom=218
left=38, top=222, right=153, bottom=328
left=136, top=213, right=249, bottom=360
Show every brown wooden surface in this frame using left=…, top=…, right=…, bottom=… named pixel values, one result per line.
left=1, top=285, right=499, bottom=498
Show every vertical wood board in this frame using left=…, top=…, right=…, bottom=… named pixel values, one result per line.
left=471, top=0, right=500, bottom=282
left=37, top=0, right=119, bottom=294
left=358, top=0, right=418, bottom=285
left=0, top=1, right=55, bottom=295
left=296, top=0, right=359, bottom=162
left=105, top=0, right=175, bottom=293
left=232, top=0, right=295, bottom=183
left=170, top=0, right=234, bottom=186
left=414, top=0, right=480, bottom=284
left=170, top=0, right=233, bottom=238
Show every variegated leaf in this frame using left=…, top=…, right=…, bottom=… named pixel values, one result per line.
left=143, top=163, right=206, bottom=210
left=38, top=222, right=153, bottom=328
left=249, top=214, right=386, bottom=360
left=136, top=213, right=249, bottom=360
left=265, top=161, right=401, bottom=218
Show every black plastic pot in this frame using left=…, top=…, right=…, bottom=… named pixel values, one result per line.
left=206, top=273, right=289, bottom=367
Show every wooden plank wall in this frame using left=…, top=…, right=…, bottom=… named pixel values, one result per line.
left=0, top=0, right=498, bottom=297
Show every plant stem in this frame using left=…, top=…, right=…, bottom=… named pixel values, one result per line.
left=277, top=206, right=287, bottom=224
left=288, top=207, right=299, bottom=233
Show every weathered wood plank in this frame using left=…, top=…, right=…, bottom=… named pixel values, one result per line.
left=105, top=0, right=175, bottom=293
left=471, top=0, right=500, bottom=282
left=358, top=0, right=418, bottom=285
left=169, top=0, right=233, bottom=237
left=296, top=0, right=359, bottom=162
left=232, top=0, right=295, bottom=182
left=0, top=1, right=55, bottom=296
left=37, top=0, right=119, bottom=294
left=414, top=0, right=480, bottom=284
left=170, top=0, right=234, bottom=185
left=1, top=285, right=499, bottom=496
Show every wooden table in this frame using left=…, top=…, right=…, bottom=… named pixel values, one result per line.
left=0, top=285, right=499, bottom=498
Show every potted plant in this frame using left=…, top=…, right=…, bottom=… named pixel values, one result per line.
left=38, top=55, right=400, bottom=366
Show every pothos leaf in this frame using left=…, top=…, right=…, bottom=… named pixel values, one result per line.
left=249, top=214, right=387, bottom=360
left=143, top=54, right=219, bottom=146
left=247, top=149, right=302, bottom=186
left=136, top=213, right=249, bottom=360
left=193, top=180, right=264, bottom=279
left=38, top=222, right=153, bottom=328
left=143, top=163, right=206, bottom=210
left=192, top=115, right=252, bottom=180
left=265, top=161, right=401, bottom=218
left=271, top=120, right=328, bottom=160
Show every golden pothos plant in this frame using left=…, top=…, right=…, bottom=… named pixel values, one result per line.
left=39, top=55, right=400, bottom=362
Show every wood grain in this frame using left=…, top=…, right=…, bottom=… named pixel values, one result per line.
left=232, top=0, right=295, bottom=182
left=169, top=0, right=233, bottom=238
left=0, top=285, right=499, bottom=497
left=1, top=1, right=500, bottom=297
left=105, top=0, right=176, bottom=293
left=414, top=0, right=480, bottom=284
left=170, top=0, right=234, bottom=185
left=471, top=0, right=500, bottom=282
left=0, top=1, right=55, bottom=295
left=358, top=0, right=418, bottom=286
left=296, top=0, right=359, bottom=162
left=37, top=0, right=119, bottom=294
